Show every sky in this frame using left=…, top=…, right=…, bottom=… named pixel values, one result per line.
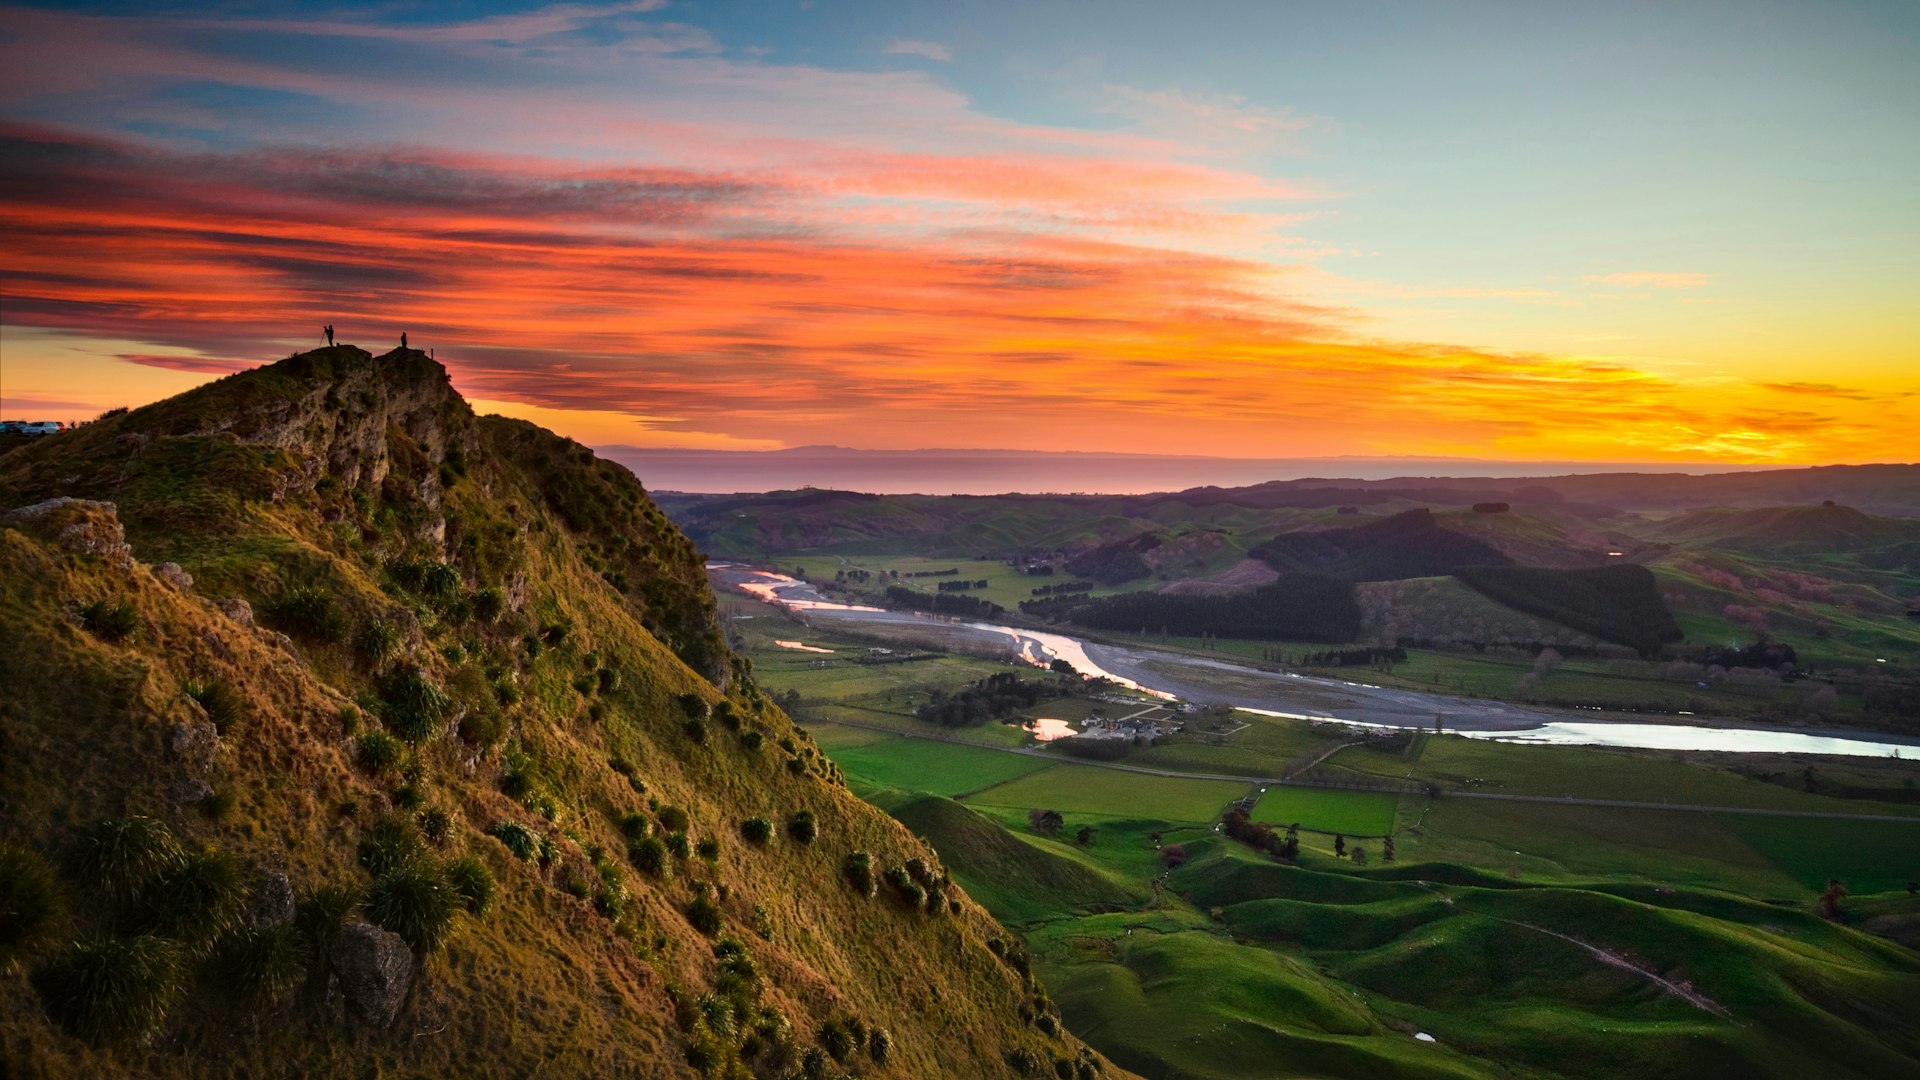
left=1, top=0, right=1916, bottom=466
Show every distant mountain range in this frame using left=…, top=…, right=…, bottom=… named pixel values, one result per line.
left=601, top=444, right=1852, bottom=498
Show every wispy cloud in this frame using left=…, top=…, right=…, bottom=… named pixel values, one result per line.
left=883, top=39, right=951, bottom=62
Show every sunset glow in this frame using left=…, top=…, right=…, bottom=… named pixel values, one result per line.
left=2, top=2, right=1915, bottom=464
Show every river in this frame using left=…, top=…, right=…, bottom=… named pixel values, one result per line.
left=711, top=565, right=1919, bottom=760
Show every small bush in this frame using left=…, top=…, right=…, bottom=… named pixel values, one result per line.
left=739, top=818, right=773, bottom=845
left=618, top=811, right=652, bottom=840
left=685, top=894, right=722, bottom=936
left=0, top=845, right=65, bottom=968
left=186, top=680, right=245, bottom=735
left=471, top=587, right=506, bottom=623
left=219, top=923, right=308, bottom=1006
left=265, top=586, right=348, bottom=643
left=381, top=668, right=449, bottom=743
left=141, top=848, right=248, bottom=954
left=294, top=883, right=362, bottom=955
left=201, top=789, right=237, bottom=820
left=594, top=882, right=628, bottom=920
left=628, top=835, right=669, bottom=877
left=337, top=704, right=361, bottom=734
left=79, top=598, right=139, bottom=642
left=596, top=666, right=621, bottom=694
left=422, top=562, right=461, bottom=598
left=843, top=852, right=876, bottom=899
left=786, top=810, right=817, bottom=844
left=445, top=856, right=496, bottom=916
left=677, top=693, right=708, bottom=719
left=868, top=1026, right=892, bottom=1064
left=418, top=807, right=453, bottom=845
left=365, top=860, right=458, bottom=954
left=665, top=831, right=691, bottom=860
left=355, top=619, right=403, bottom=670
left=359, top=817, right=427, bottom=878
left=78, top=817, right=183, bottom=906
left=34, top=935, right=183, bottom=1046
left=696, top=836, right=721, bottom=862
left=491, top=821, right=538, bottom=860
left=682, top=717, right=709, bottom=744
left=656, top=805, right=691, bottom=833
left=457, top=705, right=507, bottom=747
left=357, top=730, right=404, bottom=773
left=818, top=1017, right=858, bottom=1063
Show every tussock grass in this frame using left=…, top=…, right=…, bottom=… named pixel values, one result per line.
left=0, top=844, right=66, bottom=968
left=34, top=935, right=184, bottom=1046
left=365, top=860, right=458, bottom=955
left=78, top=816, right=184, bottom=907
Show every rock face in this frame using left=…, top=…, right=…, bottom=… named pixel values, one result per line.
left=212, top=597, right=255, bottom=627
left=153, top=562, right=193, bottom=590
left=166, top=719, right=218, bottom=771
left=328, top=922, right=414, bottom=1027
left=2, top=497, right=134, bottom=569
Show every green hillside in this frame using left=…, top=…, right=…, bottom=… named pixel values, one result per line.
left=0, top=347, right=1125, bottom=1079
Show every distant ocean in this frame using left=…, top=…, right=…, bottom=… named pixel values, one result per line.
left=598, top=445, right=1767, bottom=496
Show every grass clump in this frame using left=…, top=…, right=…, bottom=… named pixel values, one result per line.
left=365, top=860, right=458, bottom=954
left=491, top=821, right=538, bottom=861
left=264, top=586, right=347, bottom=643
left=294, top=884, right=361, bottom=956
left=78, top=816, right=183, bottom=906
left=219, top=923, right=308, bottom=1007
left=629, top=835, right=669, bottom=877
left=686, top=893, right=722, bottom=936
left=185, top=680, right=246, bottom=735
left=787, top=810, right=817, bottom=844
left=380, top=667, right=449, bottom=743
left=843, top=852, right=877, bottom=899
left=355, top=619, right=403, bottom=670
left=0, top=844, right=66, bottom=969
left=79, top=598, right=139, bottom=642
left=359, top=816, right=427, bottom=877
left=740, top=817, right=773, bottom=846
left=356, top=730, right=404, bottom=773
left=142, top=848, right=248, bottom=955
left=656, top=805, right=691, bottom=833
left=33, top=935, right=183, bottom=1046
left=445, top=855, right=496, bottom=916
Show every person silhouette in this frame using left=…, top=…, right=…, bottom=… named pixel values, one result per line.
left=400, top=332, right=408, bottom=349
left=324, top=324, right=333, bottom=346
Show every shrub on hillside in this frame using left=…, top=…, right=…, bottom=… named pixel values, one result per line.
left=0, top=844, right=65, bottom=969
left=366, top=860, right=458, bottom=954
left=664, top=831, right=691, bottom=859
left=685, top=893, right=722, bottom=936
left=294, top=883, right=361, bottom=955
left=739, top=817, right=773, bottom=845
left=445, top=856, right=496, bottom=916
left=696, top=836, right=721, bottom=862
left=78, top=817, right=183, bottom=907
left=359, top=816, right=427, bottom=878
left=628, top=835, right=669, bottom=877
left=78, top=598, right=139, bottom=642
left=33, top=935, right=183, bottom=1046
left=355, top=619, right=403, bottom=670
left=141, top=848, right=247, bottom=955
left=380, top=667, right=449, bottom=742
left=471, top=587, right=506, bottom=623
left=185, top=680, right=245, bottom=735
left=786, top=810, right=817, bottom=844
left=264, top=586, right=348, bottom=643
left=218, top=922, right=308, bottom=1007
left=842, top=852, right=876, bottom=898
left=490, top=821, right=538, bottom=861
left=656, top=805, right=691, bottom=833
left=356, top=730, right=403, bottom=773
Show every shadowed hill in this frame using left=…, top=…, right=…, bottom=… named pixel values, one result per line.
left=0, top=346, right=1126, bottom=1079
left=1249, top=509, right=1514, bottom=582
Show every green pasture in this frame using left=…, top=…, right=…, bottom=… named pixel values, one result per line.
left=1717, top=814, right=1920, bottom=896
left=1249, top=786, right=1401, bottom=836
left=828, top=735, right=1050, bottom=797
left=962, top=763, right=1250, bottom=823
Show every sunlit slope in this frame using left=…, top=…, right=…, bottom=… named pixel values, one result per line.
left=0, top=346, right=1126, bottom=1079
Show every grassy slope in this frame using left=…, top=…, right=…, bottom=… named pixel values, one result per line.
left=0, top=349, right=1119, bottom=1079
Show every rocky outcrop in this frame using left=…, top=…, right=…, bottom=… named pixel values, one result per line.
left=327, top=922, right=414, bottom=1027
left=3, top=497, right=134, bottom=569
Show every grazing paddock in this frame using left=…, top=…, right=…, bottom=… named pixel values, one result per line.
left=964, top=764, right=1249, bottom=823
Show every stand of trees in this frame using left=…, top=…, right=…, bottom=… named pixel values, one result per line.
left=1222, top=808, right=1298, bottom=862
left=884, top=585, right=1004, bottom=619
left=1454, top=564, right=1682, bottom=657
left=937, top=578, right=991, bottom=592
left=917, top=672, right=1061, bottom=727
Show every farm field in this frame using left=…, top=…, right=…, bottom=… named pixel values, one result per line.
left=1250, top=786, right=1401, bottom=837
left=961, top=764, right=1251, bottom=823
left=1718, top=814, right=1920, bottom=895
left=825, top=729, right=1052, bottom=797
left=784, top=554, right=1136, bottom=611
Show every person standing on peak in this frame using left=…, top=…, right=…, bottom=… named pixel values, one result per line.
left=324, top=324, right=334, bottom=346
left=401, top=332, right=408, bottom=349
